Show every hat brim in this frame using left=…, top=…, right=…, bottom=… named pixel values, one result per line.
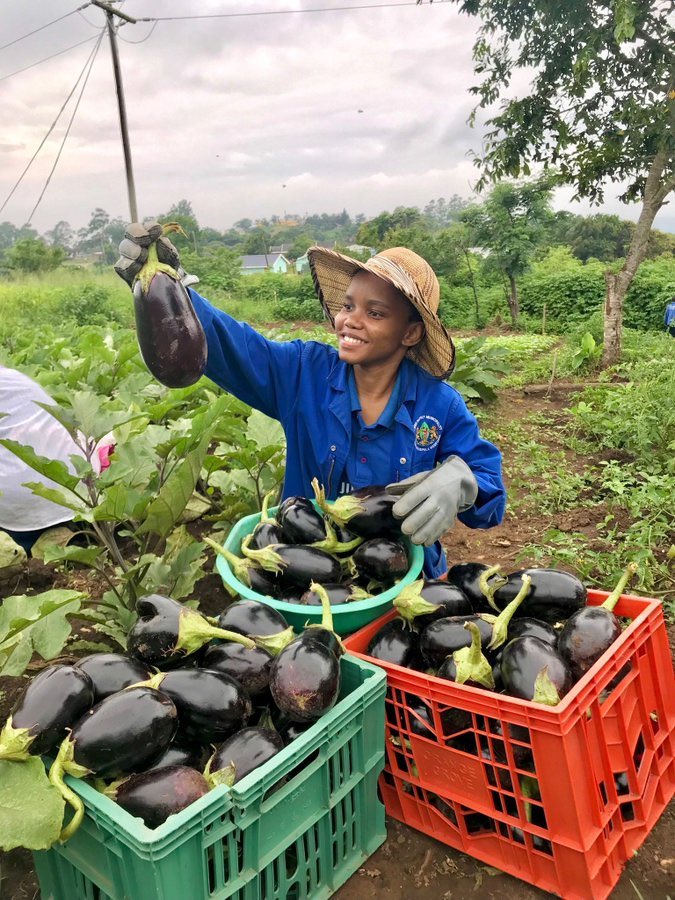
left=307, top=246, right=455, bottom=379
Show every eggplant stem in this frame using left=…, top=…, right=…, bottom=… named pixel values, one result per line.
left=452, top=621, right=495, bottom=689
left=203, top=536, right=259, bottom=587
left=393, top=579, right=430, bottom=625
left=602, top=562, right=638, bottom=613
left=239, top=534, right=285, bottom=574
left=49, top=742, right=85, bottom=843
left=488, top=573, right=532, bottom=650
left=479, top=565, right=507, bottom=612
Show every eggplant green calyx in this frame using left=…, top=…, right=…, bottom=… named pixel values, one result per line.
left=0, top=718, right=34, bottom=762
left=532, top=667, right=561, bottom=706
left=259, top=491, right=277, bottom=526
left=252, top=626, right=295, bottom=657
left=602, top=562, right=638, bottom=613
left=125, top=672, right=166, bottom=692
left=205, top=761, right=236, bottom=789
left=311, top=518, right=363, bottom=554
left=393, top=579, right=430, bottom=625
left=134, top=223, right=186, bottom=295
left=452, top=622, right=495, bottom=689
left=48, top=737, right=91, bottom=843
left=311, top=477, right=365, bottom=528
left=478, top=564, right=508, bottom=612
left=204, top=537, right=263, bottom=588
left=488, top=573, right=532, bottom=651
left=239, top=535, right=286, bottom=574
left=177, top=608, right=256, bottom=654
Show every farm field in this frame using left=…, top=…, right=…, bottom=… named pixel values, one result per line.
left=0, top=310, right=673, bottom=899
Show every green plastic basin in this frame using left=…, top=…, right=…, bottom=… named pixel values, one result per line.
left=215, top=505, right=424, bottom=637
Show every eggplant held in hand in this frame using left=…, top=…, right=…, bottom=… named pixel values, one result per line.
left=311, top=478, right=400, bottom=538
left=0, top=665, right=94, bottom=762
left=133, top=225, right=207, bottom=388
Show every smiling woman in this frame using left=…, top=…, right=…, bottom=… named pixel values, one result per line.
left=115, top=225, right=506, bottom=579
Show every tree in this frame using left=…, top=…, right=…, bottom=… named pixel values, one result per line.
left=461, top=180, right=554, bottom=324
left=557, top=214, right=635, bottom=263
left=460, top=0, right=674, bottom=365
left=44, top=220, right=75, bottom=254
left=355, top=207, right=425, bottom=247
left=6, top=237, right=65, bottom=273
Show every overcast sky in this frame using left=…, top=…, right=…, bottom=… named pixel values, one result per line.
left=1, top=0, right=673, bottom=236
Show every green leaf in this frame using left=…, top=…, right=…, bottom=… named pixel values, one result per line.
left=137, top=443, right=209, bottom=538
left=23, top=483, right=88, bottom=513
left=0, top=440, right=81, bottom=491
left=41, top=544, right=106, bottom=568
left=246, top=409, right=285, bottom=450
left=0, top=758, right=65, bottom=851
left=0, top=590, right=84, bottom=676
left=30, top=526, right=78, bottom=561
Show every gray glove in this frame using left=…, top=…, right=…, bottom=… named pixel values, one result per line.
left=113, top=221, right=198, bottom=288
left=386, top=456, right=479, bottom=547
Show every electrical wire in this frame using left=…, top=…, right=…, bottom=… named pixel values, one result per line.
left=0, top=4, right=93, bottom=52
left=134, top=1, right=446, bottom=23
left=26, top=29, right=106, bottom=226
left=0, top=35, right=100, bottom=83
left=0, top=29, right=106, bottom=217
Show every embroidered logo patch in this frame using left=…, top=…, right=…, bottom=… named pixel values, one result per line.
left=414, top=415, right=442, bottom=451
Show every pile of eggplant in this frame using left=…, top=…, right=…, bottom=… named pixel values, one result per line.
left=368, top=561, right=637, bottom=706
left=208, top=480, right=411, bottom=605
left=0, top=589, right=345, bottom=842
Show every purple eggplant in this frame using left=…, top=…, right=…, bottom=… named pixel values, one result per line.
left=74, top=653, right=153, bottom=701
left=0, top=665, right=94, bottom=761
left=279, top=499, right=327, bottom=544
left=487, top=567, right=586, bottom=623
left=300, top=582, right=367, bottom=606
left=49, top=681, right=178, bottom=841
left=143, top=741, right=206, bottom=773
left=201, top=642, right=273, bottom=699
left=270, top=633, right=341, bottom=723
left=295, top=582, right=344, bottom=659
left=217, top=599, right=295, bottom=656
left=352, top=537, right=409, bottom=584
left=420, top=615, right=494, bottom=668
left=366, top=618, right=422, bottom=668
left=507, top=618, right=559, bottom=647
left=500, top=636, right=574, bottom=705
left=394, top=578, right=472, bottom=628
left=312, top=479, right=400, bottom=538
left=206, top=726, right=284, bottom=787
left=133, top=229, right=207, bottom=389
left=248, top=493, right=284, bottom=549
left=111, top=765, right=210, bottom=828
left=127, top=594, right=255, bottom=669
left=241, top=540, right=342, bottom=592
left=447, top=562, right=499, bottom=613
left=558, top=563, right=637, bottom=677
left=158, top=668, right=252, bottom=745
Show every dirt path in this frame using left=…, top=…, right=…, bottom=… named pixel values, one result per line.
left=1, top=388, right=673, bottom=899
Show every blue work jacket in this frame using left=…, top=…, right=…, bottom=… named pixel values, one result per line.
left=190, top=290, right=506, bottom=577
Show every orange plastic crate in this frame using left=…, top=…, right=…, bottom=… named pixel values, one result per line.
left=343, top=590, right=675, bottom=900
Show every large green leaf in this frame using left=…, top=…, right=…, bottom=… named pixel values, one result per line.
left=137, top=443, right=209, bottom=538
left=0, top=758, right=65, bottom=851
left=246, top=409, right=285, bottom=450
left=0, top=440, right=81, bottom=491
left=0, top=590, right=84, bottom=676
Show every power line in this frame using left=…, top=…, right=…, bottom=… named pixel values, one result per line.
left=0, top=30, right=106, bottom=217
left=135, top=1, right=445, bottom=23
left=0, top=4, right=93, bottom=52
left=0, top=35, right=100, bottom=83
left=26, top=29, right=106, bottom=226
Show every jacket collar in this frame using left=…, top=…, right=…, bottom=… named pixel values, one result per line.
left=327, top=356, right=419, bottom=433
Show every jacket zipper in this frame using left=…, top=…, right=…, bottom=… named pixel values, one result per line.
left=326, top=456, right=336, bottom=496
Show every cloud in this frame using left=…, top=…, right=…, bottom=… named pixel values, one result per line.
left=0, top=0, right=671, bottom=235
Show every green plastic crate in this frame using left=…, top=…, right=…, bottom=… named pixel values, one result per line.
left=215, top=504, right=424, bottom=636
left=34, top=655, right=386, bottom=900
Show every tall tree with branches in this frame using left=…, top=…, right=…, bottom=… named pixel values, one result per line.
left=458, top=0, right=674, bottom=365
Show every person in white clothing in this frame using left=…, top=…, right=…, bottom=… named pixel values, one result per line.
left=0, top=366, right=114, bottom=551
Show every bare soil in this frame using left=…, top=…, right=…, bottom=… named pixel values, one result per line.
left=1, top=387, right=673, bottom=900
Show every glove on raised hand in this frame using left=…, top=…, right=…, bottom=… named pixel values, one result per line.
left=113, top=221, right=198, bottom=288
left=386, top=456, right=479, bottom=547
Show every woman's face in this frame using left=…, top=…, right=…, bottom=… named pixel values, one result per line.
left=333, top=271, right=423, bottom=369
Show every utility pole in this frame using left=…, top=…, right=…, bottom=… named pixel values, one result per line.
left=91, top=0, right=138, bottom=221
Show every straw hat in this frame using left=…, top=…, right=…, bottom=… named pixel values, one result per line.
left=307, top=246, right=455, bottom=378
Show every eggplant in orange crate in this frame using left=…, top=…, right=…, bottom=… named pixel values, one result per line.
left=343, top=588, right=675, bottom=900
